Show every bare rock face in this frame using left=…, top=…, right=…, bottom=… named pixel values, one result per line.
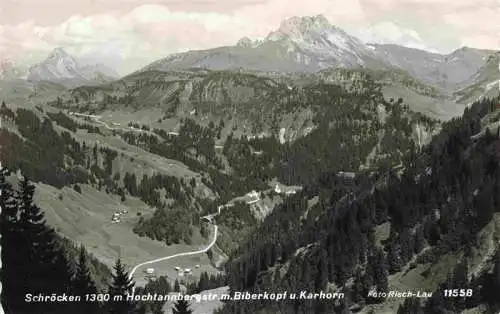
left=26, top=48, right=119, bottom=87
left=141, top=14, right=384, bottom=74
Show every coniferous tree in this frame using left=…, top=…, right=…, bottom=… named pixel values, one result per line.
left=23, top=176, right=73, bottom=312
left=482, top=250, right=500, bottom=309
left=397, top=297, right=423, bottom=314
left=18, top=176, right=59, bottom=292
left=315, top=249, right=329, bottom=292
left=2, top=175, right=73, bottom=314
left=108, top=259, right=136, bottom=314
left=425, top=282, right=448, bottom=314
left=198, top=272, right=209, bottom=292
left=151, top=303, right=164, bottom=314
left=172, top=299, right=193, bottom=314
left=0, top=167, right=19, bottom=312
left=452, top=259, right=469, bottom=311
left=73, top=245, right=100, bottom=314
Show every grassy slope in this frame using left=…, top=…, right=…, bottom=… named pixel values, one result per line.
left=31, top=182, right=219, bottom=288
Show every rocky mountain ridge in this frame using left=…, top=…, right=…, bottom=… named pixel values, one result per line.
left=138, top=14, right=498, bottom=98
left=24, top=48, right=119, bottom=87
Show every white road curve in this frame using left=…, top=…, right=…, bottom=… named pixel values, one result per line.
left=128, top=224, right=218, bottom=282
left=128, top=205, right=224, bottom=292
left=68, top=112, right=157, bottom=136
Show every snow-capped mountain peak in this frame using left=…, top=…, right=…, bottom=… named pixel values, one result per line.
left=261, top=14, right=371, bottom=68
left=275, top=14, right=331, bottom=37
left=266, top=14, right=363, bottom=48
left=28, top=48, right=81, bottom=81
left=47, top=47, right=72, bottom=60
left=27, top=47, right=119, bottom=87
left=140, top=14, right=386, bottom=73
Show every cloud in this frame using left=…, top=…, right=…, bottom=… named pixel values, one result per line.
left=355, top=22, right=434, bottom=51
left=441, top=7, right=500, bottom=49
left=0, top=0, right=369, bottom=74
left=0, top=0, right=498, bottom=74
left=443, top=7, right=500, bottom=32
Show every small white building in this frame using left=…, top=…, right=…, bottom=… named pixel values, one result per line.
left=146, top=268, right=155, bottom=274
left=247, top=190, right=259, bottom=198
left=174, top=266, right=181, bottom=271
left=246, top=190, right=260, bottom=204
left=338, top=171, right=356, bottom=179
left=195, top=265, right=200, bottom=268
left=184, top=268, right=192, bottom=273
left=285, top=190, right=296, bottom=195
left=274, top=184, right=282, bottom=194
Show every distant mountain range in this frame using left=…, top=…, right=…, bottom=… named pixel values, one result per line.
left=138, top=14, right=499, bottom=94
left=1, top=48, right=119, bottom=88
left=371, top=44, right=496, bottom=90
left=1, top=14, right=498, bottom=100
left=26, top=48, right=119, bottom=87
left=141, top=15, right=387, bottom=74
left=452, top=52, right=500, bottom=104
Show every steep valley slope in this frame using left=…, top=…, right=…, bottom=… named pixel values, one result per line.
left=216, top=96, right=500, bottom=314
left=0, top=68, right=439, bottom=296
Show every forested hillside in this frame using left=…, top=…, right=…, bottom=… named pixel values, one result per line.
left=8, top=69, right=433, bottom=250
left=6, top=68, right=497, bottom=314
left=0, top=172, right=104, bottom=314
left=90, top=76, right=437, bottom=250
left=0, top=103, right=212, bottom=245
left=0, top=171, right=217, bottom=314
left=0, top=69, right=439, bottom=267
left=217, top=96, right=500, bottom=314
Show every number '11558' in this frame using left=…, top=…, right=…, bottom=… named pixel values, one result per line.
left=443, top=289, right=473, bottom=297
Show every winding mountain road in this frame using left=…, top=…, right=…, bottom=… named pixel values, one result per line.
left=69, top=112, right=158, bottom=136
left=128, top=224, right=218, bottom=282
left=128, top=205, right=223, bottom=286
left=69, top=111, right=225, bottom=285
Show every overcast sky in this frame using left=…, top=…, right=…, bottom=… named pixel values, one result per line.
left=1, top=0, right=499, bottom=75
